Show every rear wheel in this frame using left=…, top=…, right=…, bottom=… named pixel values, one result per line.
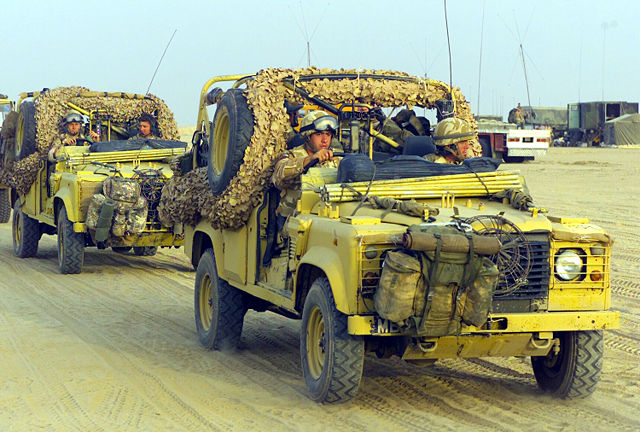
left=15, top=101, right=37, bottom=161
left=300, top=277, right=364, bottom=403
left=12, top=198, right=39, bottom=257
left=0, top=188, right=10, bottom=223
left=207, top=89, right=254, bottom=195
left=57, top=206, right=85, bottom=274
left=133, top=246, right=157, bottom=256
left=531, top=330, right=603, bottom=399
left=194, top=248, right=246, bottom=350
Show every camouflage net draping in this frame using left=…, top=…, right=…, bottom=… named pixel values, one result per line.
left=0, top=86, right=179, bottom=194
left=160, top=67, right=477, bottom=230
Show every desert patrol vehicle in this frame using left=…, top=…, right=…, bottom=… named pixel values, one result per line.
left=1, top=87, right=185, bottom=273
left=168, top=69, right=619, bottom=403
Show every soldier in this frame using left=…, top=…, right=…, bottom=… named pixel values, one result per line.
left=48, top=112, right=98, bottom=162
left=272, top=110, right=340, bottom=217
left=514, top=103, right=525, bottom=129
left=284, top=99, right=305, bottom=149
left=129, top=113, right=160, bottom=139
left=428, top=117, right=480, bottom=164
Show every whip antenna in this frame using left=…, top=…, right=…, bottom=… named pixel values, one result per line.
left=443, top=0, right=453, bottom=96
left=146, top=29, right=177, bottom=95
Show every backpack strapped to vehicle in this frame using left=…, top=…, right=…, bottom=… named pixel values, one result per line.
left=373, top=224, right=500, bottom=337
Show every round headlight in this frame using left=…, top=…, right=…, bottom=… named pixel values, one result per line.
left=555, top=250, right=583, bottom=281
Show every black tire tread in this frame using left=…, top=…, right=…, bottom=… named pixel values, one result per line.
left=207, top=89, right=254, bottom=195
left=16, top=101, right=37, bottom=161
left=532, top=330, right=603, bottom=399
left=58, top=207, right=85, bottom=274
left=194, top=248, right=246, bottom=350
left=301, top=277, right=364, bottom=403
left=0, top=188, right=10, bottom=223
left=12, top=200, right=39, bottom=257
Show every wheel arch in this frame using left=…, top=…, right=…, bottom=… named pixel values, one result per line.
left=297, top=247, right=350, bottom=315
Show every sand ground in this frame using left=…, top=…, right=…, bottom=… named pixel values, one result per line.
left=0, top=147, right=638, bottom=431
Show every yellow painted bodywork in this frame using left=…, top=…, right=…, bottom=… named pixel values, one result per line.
left=20, top=145, right=184, bottom=247
left=184, top=74, right=618, bottom=362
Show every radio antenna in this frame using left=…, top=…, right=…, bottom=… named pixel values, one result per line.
left=443, top=0, right=453, bottom=97
left=146, top=29, right=177, bottom=95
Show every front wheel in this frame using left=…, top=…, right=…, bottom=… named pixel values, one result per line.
left=300, top=277, right=364, bottom=403
left=531, top=330, right=603, bottom=399
left=12, top=199, right=39, bottom=257
left=194, top=248, right=246, bottom=350
left=0, top=188, right=11, bottom=223
left=57, top=206, right=85, bottom=274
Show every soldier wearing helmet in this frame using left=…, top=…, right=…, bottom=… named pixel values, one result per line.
left=129, top=112, right=160, bottom=140
left=429, top=117, right=481, bottom=164
left=272, top=110, right=341, bottom=217
left=48, top=111, right=99, bottom=162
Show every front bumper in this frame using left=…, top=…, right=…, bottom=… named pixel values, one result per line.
left=348, top=310, right=620, bottom=336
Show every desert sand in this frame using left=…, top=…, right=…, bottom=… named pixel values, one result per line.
left=0, top=147, right=638, bottom=431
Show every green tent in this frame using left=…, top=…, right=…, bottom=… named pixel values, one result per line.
left=603, top=113, right=640, bottom=146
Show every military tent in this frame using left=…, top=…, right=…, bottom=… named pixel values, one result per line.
left=603, top=113, right=640, bottom=146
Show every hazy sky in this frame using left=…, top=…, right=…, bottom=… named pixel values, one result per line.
left=1, top=0, right=638, bottom=125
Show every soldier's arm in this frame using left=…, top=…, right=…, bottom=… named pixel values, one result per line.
left=48, top=138, right=63, bottom=162
left=271, top=152, right=308, bottom=190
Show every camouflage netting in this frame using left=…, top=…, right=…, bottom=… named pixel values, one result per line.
left=0, top=86, right=179, bottom=193
left=161, top=67, right=477, bottom=230
left=158, top=167, right=213, bottom=226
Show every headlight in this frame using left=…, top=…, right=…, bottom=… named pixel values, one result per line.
left=555, top=249, right=583, bottom=281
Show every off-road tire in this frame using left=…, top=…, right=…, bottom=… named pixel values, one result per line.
left=531, top=330, right=603, bottom=399
left=207, top=88, right=254, bottom=195
left=1, top=110, right=19, bottom=166
left=15, top=101, right=37, bottom=161
left=57, top=206, right=85, bottom=274
left=112, top=246, right=132, bottom=253
left=133, top=246, right=157, bottom=256
left=300, top=277, right=365, bottom=403
left=194, top=248, right=246, bottom=350
left=0, top=188, right=11, bottom=223
left=12, top=199, right=39, bottom=257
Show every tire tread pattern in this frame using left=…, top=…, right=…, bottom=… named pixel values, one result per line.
left=58, top=207, right=84, bottom=274
left=12, top=200, right=39, bottom=257
left=0, top=189, right=10, bottom=223
left=302, top=277, right=364, bottom=403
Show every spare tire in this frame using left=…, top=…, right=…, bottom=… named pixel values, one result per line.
left=1, top=111, right=19, bottom=167
left=15, top=101, right=37, bottom=161
left=207, top=89, right=254, bottom=195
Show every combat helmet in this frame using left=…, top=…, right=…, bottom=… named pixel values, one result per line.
left=299, top=110, right=338, bottom=137
left=63, top=111, right=83, bottom=125
left=432, top=117, right=474, bottom=147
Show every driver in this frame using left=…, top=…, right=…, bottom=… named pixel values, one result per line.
left=129, top=113, right=160, bottom=139
left=48, top=111, right=98, bottom=162
left=427, top=117, right=481, bottom=164
left=272, top=110, right=340, bottom=217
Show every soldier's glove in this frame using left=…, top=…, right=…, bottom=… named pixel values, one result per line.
left=370, top=107, right=386, bottom=123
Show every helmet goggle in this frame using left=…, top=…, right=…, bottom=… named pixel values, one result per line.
left=64, top=113, right=83, bottom=124
left=300, top=115, right=338, bottom=134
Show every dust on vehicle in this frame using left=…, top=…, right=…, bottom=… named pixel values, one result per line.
left=0, top=87, right=186, bottom=273
left=160, top=68, right=619, bottom=403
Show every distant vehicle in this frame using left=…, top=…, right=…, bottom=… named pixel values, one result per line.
left=476, top=115, right=551, bottom=162
left=521, top=106, right=568, bottom=140
left=567, top=101, right=638, bottom=146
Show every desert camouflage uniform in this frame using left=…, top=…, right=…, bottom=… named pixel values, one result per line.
left=48, top=132, right=92, bottom=162
left=272, top=145, right=340, bottom=217
left=129, top=133, right=159, bottom=140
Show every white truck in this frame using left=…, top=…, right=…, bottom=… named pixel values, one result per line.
left=476, top=116, right=551, bottom=162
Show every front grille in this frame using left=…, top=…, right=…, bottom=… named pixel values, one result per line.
left=134, top=170, right=166, bottom=230
left=492, top=234, right=550, bottom=312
